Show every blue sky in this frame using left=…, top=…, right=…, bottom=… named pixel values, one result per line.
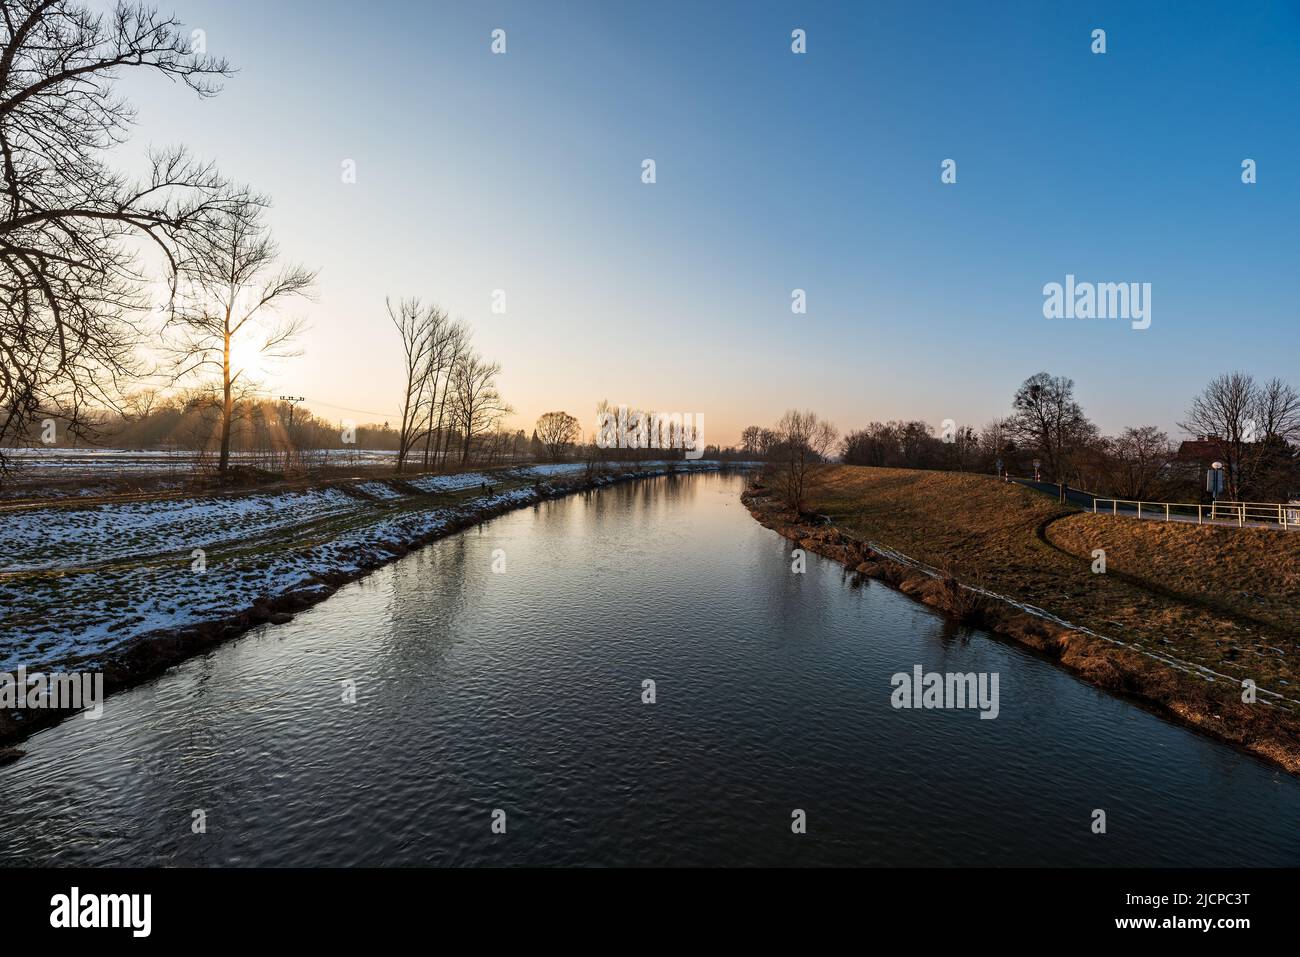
left=114, top=0, right=1300, bottom=444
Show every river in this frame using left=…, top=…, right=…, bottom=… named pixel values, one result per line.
left=2, top=471, right=1298, bottom=866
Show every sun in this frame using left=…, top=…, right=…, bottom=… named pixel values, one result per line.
left=227, top=335, right=277, bottom=386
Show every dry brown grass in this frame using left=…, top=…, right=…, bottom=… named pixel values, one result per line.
left=1048, top=512, right=1299, bottom=634
left=807, top=464, right=1300, bottom=695
left=931, top=572, right=989, bottom=624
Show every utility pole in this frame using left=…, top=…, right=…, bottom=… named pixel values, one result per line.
left=279, top=395, right=305, bottom=469
left=279, top=395, right=305, bottom=426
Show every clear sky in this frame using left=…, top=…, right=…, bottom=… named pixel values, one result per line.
left=110, top=0, right=1300, bottom=446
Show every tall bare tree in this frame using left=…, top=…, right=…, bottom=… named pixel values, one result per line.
left=450, top=352, right=510, bottom=464
left=417, top=313, right=465, bottom=470
left=773, top=409, right=837, bottom=511
left=1253, top=377, right=1300, bottom=498
left=166, top=197, right=315, bottom=473
left=387, top=298, right=470, bottom=474
left=740, top=425, right=766, bottom=458
left=1180, top=371, right=1259, bottom=501
left=387, top=297, right=437, bottom=472
left=1255, top=377, right=1300, bottom=444
left=1010, top=372, right=1097, bottom=494
left=0, top=1, right=240, bottom=466
left=1181, top=372, right=1300, bottom=500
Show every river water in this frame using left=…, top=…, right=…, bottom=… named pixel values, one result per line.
left=2, top=471, right=1297, bottom=866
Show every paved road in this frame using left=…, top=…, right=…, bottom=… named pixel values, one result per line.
left=1009, top=478, right=1296, bottom=531
left=1010, top=478, right=1097, bottom=510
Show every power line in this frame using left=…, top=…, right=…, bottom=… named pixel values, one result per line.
left=244, top=389, right=400, bottom=420
left=298, top=398, right=402, bottom=420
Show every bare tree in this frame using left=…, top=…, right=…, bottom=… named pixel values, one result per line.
left=416, top=314, right=464, bottom=470
left=896, top=420, right=935, bottom=468
left=166, top=197, right=315, bottom=473
left=1180, top=372, right=1300, bottom=499
left=387, top=296, right=443, bottom=472
left=580, top=421, right=602, bottom=476
left=949, top=424, right=979, bottom=473
left=1179, top=372, right=1259, bottom=501
left=1255, top=377, right=1300, bottom=444
left=594, top=398, right=638, bottom=462
left=1106, top=426, right=1173, bottom=499
left=536, top=411, right=579, bottom=462
left=0, top=1, right=240, bottom=467
left=123, top=387, right=161, bottom=421
left=840, top=427, right=884, bottom=467
left=450, top=352, right=511, bottom=464
left=772, top=409, right=837, bottom=511
left=740, top=425, right=765, bottom=458
left=1010, top=372, right=1097, bottom=495
left=979, top=418, right=1015, bottom=473
left=1252, top=378, right=1300, bottom=499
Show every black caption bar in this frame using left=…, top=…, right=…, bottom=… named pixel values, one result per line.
left=6, top=867, right=1289, bottom=943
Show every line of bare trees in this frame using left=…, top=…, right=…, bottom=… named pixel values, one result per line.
left=389, top=298, right=511, bottom=472
left=742, top=371, right=1300, bottom=504
left=998, top=370, right=1299, bottom=501
left=112, top=393, right=396, bottom=454
left=525, top=405, right=721, bottom=466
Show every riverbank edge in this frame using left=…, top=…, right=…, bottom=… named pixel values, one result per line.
left=740, top=482, right=1300, bottom=776
left=0, top=462, right=744, bottom=758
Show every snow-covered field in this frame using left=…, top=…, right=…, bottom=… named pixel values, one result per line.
left=0, top=461, right=725, bottom=671
left=2, top=487, right=360, bottom=573
left=407, top=471, right=498, bottom=492
left=2, top=446, right=399, bottom=472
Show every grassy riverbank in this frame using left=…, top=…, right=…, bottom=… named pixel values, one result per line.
left=745, top=464, right=1300, bottom=772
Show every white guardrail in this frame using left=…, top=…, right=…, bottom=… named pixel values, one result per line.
left=1092, top=498, right=1300, bottom=529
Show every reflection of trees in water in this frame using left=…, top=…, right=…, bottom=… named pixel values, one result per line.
left=379, top=473, right=713, bottom=668
left=560, top=472, right=699, bottom=535
left=933, top=616, right=976, bottom=647
left=380, top=534, right=472, bottom=673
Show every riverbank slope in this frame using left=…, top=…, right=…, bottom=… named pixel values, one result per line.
left=743, top=465, right=1300, bottom=773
